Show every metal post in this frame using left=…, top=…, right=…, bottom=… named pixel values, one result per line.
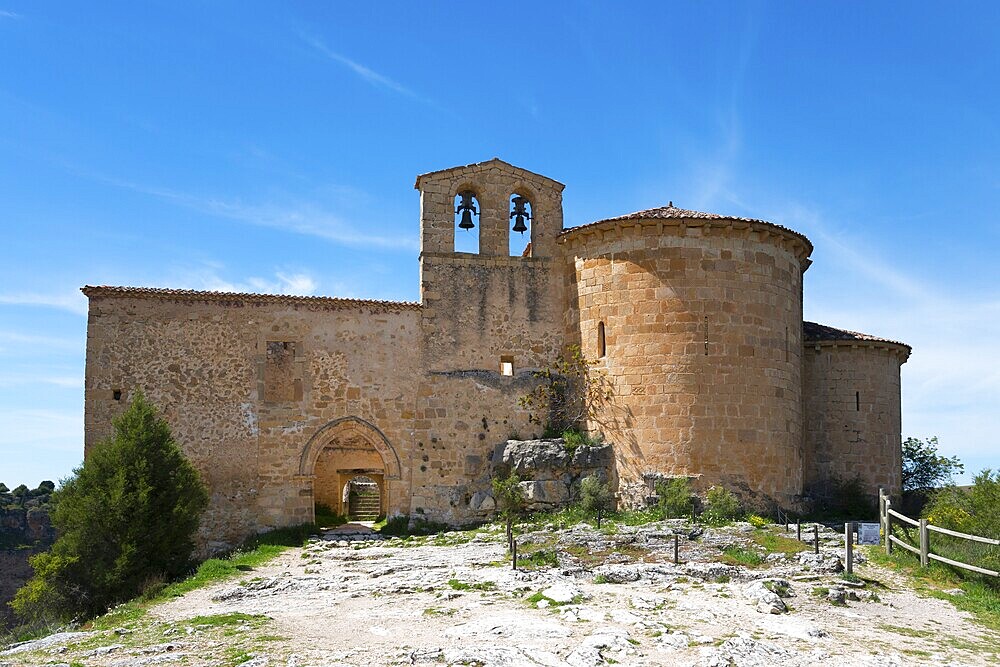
left=919, top=519, right=929, bottom=568
left=673, top=534, right=679, bottom=565
left=813, top=524, right=819, bottom=554
left=845, top=522, right=854, bottom=574
left=797, top=521, right=801, bottom=542
left=512, top=537, right=517, bottom=570
left=885, top=497, right=892, bottom=555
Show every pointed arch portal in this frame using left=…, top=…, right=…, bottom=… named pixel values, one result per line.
left=299, top=416, right=401, bottom=479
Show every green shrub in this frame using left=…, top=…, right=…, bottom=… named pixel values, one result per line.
left=492, top=470, right=527, bottom=544
left=703, top=486, right=742, bottom=525
left=655, top=477, right=694, bottom=519
left=747, top=514, right=769, bottom=529
left=562, top=429, right=603, bottom=452
left=578, top=475, right=614, bottom=525
left=923, top=470, right=1000, bottom=580
left=12, top=391, right=208, bottom=624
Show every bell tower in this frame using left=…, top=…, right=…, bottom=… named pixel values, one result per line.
left=414, top=158, right=566, bottom=373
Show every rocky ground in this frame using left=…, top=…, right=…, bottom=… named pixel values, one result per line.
left=3, top=519, right=998, bottom=666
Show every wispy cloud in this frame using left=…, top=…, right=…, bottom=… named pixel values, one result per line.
left=0, top=291, right=88, bottom=315
left=0, top=373, right=82, bottom=389
left=0, top=10, right=20, bottom=19
left=301, top=34, right=427, bottom=102
left=79, top=170, right=418, bottom=251
left=0, top=331, right=79, bottom=352
left=177, top=267, right=320, bottom=296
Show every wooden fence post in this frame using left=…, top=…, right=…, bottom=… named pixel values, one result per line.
left=885, top=496, right=893, bottom=556
left=512, top=537, right=517, bottom=570
left=813, top=524, right=820, bottom=554
left=797, top=521, right=801, bottom=541
left=919, top=519, right=929, bottom=568
left=845, top=522, right=854, bottom=574
left=674, top=534, right=679, bottom=565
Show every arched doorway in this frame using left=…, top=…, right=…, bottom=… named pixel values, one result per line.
left=299, top=417, right=401, bottom=524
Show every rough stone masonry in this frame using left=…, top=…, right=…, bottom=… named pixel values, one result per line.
left=81, top=159, right=910, bottom=551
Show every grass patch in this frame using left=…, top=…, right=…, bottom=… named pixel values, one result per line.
left=751, top=530, right=809, bottom=555
left=720, top=546, right=764, bottom=567
left=185, top=612, right=269, bottom=628
left=447, top=578, right=497, bottom=592
left=877, top=623, right=933, bottom=638
left=518, top=549, right=559, bottom=569
left=422, top=606, right=456, bottom=617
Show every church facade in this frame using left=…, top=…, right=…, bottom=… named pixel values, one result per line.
left=82, top=159, right=910, bottom=549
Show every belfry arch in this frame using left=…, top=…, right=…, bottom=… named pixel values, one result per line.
left=299, top=417, right=402, bottom=522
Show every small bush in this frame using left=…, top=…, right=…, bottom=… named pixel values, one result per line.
left=747, top=514, right=769, bottom=529
left=578, top=475, right=614, bottom=524
left=703, top=486, right=742, bottom=525
left=655, top=477, right=694, bottom=519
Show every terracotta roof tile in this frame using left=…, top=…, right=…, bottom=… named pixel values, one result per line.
left=81, top=286, right=420, bottom=310
left=803, top=321, right=910, bottom=349
left=560, top=204, right=812, bottom=250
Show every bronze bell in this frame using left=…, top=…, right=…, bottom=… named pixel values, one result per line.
left=510, top=196, right=530, bottom=234
left=456, top=191, right=477, bottom=230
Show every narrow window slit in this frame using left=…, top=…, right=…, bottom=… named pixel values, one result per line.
left=597, top=321, right=606, bottom=358
left=856, top=391, right=860, bottom=411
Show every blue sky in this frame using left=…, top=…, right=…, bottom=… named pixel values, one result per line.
left=1, top=2, right=997, bottom=487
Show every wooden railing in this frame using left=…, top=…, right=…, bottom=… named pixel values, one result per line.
left=879, top=488, right=1000, bottom=577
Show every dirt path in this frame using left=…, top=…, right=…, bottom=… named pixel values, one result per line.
left=3, top=523, right=997, bottom=666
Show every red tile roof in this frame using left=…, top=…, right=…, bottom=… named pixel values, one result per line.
left=560, top=204, right=812, bottom=250
left=803, top=321, right=910, bottom=352
left=81, top=286, right=420, bottom=310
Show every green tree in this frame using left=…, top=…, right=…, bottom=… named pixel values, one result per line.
left=12, top=391, right=208, bottom=623
left=492, top=470, right=527, bottom=546
left=578, top=475, right=614, bottom=527
left=902, top=436, right=964, bottom=491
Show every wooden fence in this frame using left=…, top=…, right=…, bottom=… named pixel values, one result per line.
left=879, top=488, right=1000, bottom=578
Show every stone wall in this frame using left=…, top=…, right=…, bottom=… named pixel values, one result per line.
left=84, top=290, right=422, bottom=553
left=802, top=342, right=908, bottom=499
left=561, top=217, right=812, bottom=507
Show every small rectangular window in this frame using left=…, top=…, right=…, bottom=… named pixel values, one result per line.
left=500, top=355, right=514, bottom=376
left=112, top=389, right=122, bottom=401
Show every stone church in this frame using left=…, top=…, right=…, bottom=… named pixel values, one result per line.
left=82, top=159, right=910, bottom=549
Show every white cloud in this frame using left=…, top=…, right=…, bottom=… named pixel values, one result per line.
left=0, top=291, right=88, bottom=315
left=0, top=10, right=19, bottom=19
left=302, top=34, right=426, bottom=102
